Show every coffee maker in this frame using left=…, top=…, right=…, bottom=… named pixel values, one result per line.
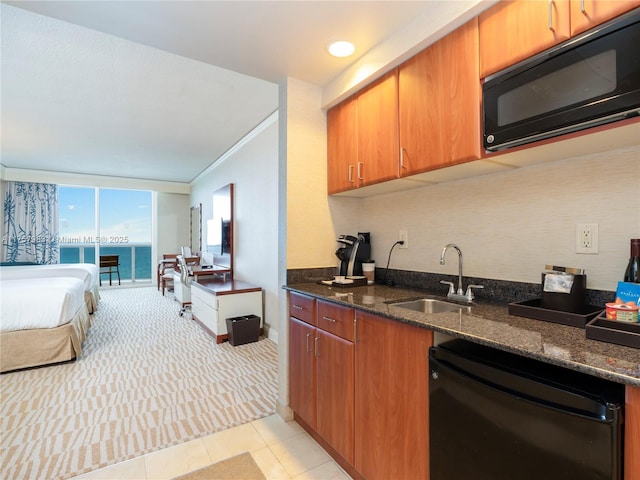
left=336, top=233, right=371, bottom=276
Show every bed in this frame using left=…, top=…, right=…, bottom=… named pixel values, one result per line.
left=0, top=263, right=100, bottom=313
left=0, top=277, right=91, bottom=373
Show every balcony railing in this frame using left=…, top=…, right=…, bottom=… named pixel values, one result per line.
left=60, top=243, right=152, bottom=282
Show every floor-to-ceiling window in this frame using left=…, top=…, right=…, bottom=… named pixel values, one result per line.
left=59, top=186, right=152, bottom=282
left=59, top=186, right=96, bottom=264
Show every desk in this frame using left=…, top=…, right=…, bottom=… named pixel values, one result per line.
left=172, top=265, right=231, bottom=307
left=190, top=278, right=262, bottom=344
left=191, top=265, right=231, bottom=279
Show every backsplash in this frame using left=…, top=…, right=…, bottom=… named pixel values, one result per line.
left=286, top=267, right=614, bottom=307
left=357, top=146, right=639, bottom=292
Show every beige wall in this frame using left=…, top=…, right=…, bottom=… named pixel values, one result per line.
left=156, top=192, right=190, bottom=266
left=359, top=146, right=639, bottom=292
left=284, top=78, right=362, bottom=270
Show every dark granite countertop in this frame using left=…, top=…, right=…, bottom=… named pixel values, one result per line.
left=285, top=282, right=640, bottom=387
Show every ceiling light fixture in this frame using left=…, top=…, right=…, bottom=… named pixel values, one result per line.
left=327, top=40, right=355, bottom=58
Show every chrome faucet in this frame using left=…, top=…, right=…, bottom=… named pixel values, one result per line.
left=439, top=243, right=483, bottom=303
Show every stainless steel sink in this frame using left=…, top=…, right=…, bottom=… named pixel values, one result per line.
left=389, top=298, right=467, bottom=314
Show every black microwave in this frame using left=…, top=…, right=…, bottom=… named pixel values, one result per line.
left=482, top=8, right=640, bottom=152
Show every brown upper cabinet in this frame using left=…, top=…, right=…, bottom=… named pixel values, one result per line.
left=398, top=18, right=481, bottom=175
left=356, top=70, right=400, bottom=188
left=327, top=71, right=399, bottom=194
left=328, top=21, right=480, bottom=193
left=570, top=0, right=640, bottom=35
left=480, top=0, right=640, bottom=78
left=327, top=0, right=639, bottom=196
left=479, top=0, right=571, bottom=78
left=327, top=97, right=357, bottom=194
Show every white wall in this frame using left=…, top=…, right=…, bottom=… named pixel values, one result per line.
left=190, top=117, right=280, bottom=341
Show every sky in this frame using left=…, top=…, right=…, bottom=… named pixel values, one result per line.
left=58, top=187, right=151, bottom=244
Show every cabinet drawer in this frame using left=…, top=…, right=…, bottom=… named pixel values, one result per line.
left=289, top=292, right=316, bottom=326
left=192, top=285, right=217, bottom=309
left=317, top=300, right=354, bottom=342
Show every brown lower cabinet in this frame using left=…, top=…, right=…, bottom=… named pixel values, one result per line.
left=289, top=316, right=316, bottom=429
left=627, top=385, right=640, bottom=480
left=289, top=301, right=431, bottom=480
left=354, top=310, right=433, bottom=480
left=290, top=293, right=639, bottom=479
left=289, top=295, right=355, bottom=466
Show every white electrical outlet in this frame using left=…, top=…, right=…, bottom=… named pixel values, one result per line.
left=576, top=223, right=599, bottom=254
left=399, top=230, right=408, bottom=249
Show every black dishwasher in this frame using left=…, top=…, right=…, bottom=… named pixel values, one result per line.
left=429, top=340, right=624, bottom=480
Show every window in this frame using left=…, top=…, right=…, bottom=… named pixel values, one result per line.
left=59, top=187, right=95, bottom=264
left=59, top=186, right=152, bottom=282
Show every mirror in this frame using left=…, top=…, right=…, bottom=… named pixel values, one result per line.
left=206, top=183, right=234, bottom=277
left=190, top=204, right=202, bottom=255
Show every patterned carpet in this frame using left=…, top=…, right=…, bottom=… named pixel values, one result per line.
left=0, top=287, right=278, bottom=480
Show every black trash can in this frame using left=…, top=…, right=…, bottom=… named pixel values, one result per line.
left=226, top=314, right=261, bottom=346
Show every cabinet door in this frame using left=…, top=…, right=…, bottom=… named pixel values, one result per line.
left=327, top=97, right=358, bottom=194
left=570, top=0, right=640, bottom=35
left=357, top=70, right=399, bottom=186
left=316, top=329, right=355, bottom=465
left=479, top=0, right=571, bottom=78
left=355, top=310, right=433, bottom=480
left=289, top=317, right=316, bottom=429
left=626, top=385, right=640, bottom=480
left=399, top=19, right=481, bottom=175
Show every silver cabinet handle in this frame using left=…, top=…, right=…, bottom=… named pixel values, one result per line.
left=548, top=0, right=555, bottom=31
left=348, top=164, right=354, bottom=183
left=292, top=304, right=303, bottom=310
left=400, top=147, right=406, bottom=169
left=580, top=0, right=586, bottom=14
left=306, top=333, right=312, bottom=353
left=357, top=162, right=363, bottom=181
left=321, top=316, right=337, bottom=323
left=315, top=336, right=319, bottom=357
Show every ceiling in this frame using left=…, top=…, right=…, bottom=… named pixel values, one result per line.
left=1, top=1, right=466, bottom=184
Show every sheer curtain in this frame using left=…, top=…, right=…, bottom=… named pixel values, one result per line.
left=2, top=182, right=59, bottom=264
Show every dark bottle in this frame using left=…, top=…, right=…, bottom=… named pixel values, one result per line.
left=623, top=239, right=640, bottom=283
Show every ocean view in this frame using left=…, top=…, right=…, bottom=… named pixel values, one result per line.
left=60, top=244, right=152, bottom=281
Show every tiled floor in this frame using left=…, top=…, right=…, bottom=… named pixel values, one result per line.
left=71, top=414, right=352, bottom=480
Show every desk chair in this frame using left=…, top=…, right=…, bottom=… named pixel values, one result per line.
left=177, top=255, right=192, bottom=317
left=99, top=255, right=121, bottom=286
left=158, top=254, right=179, bottom=295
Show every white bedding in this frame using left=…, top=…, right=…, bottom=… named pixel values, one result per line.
left=0, top=277, right=86, bottom=332
left=0, top=263, right=99, bottom=291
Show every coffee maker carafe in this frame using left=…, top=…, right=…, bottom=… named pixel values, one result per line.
left=336, top=233, right=371, bottom=276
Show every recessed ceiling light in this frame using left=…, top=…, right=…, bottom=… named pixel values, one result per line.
left=327, top=40, right=355, bottom=58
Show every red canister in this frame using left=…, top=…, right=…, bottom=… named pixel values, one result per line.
left=605, top=302, right=639, bottom=322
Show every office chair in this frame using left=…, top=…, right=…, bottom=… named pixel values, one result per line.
left=177, top=255, right=192, bottom=317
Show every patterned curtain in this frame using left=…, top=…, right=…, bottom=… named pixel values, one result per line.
left=2, top=182, right=59, bottom=264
